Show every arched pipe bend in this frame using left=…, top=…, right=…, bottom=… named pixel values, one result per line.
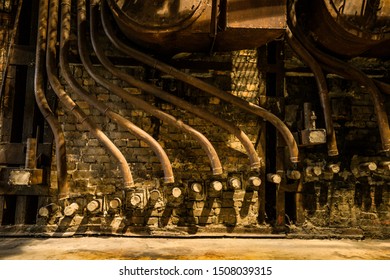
left=286, top=27, right=339, bottom=157
left=35, top=0, right=69, bottom=199
left=100, top=0, right=299, bottom=164
left=90, top=3, right=260, bottom=171
left=288, top=0, right=390, bottom=152
left=78, top=0, right=223, bottom=175
left=47, top=0, right=134, bottom=189
left=59, top=0, right=174, bottom=184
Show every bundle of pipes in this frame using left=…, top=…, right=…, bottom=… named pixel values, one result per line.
left=287, top=0, right=390, bottom=154
left=100, top=0, right=299, bottom=164
left=34, top=0, right=305, bottom=198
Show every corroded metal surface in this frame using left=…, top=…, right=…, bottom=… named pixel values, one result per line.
left=117, top=0, right=205, bottom=29
left=303, top=0, right=390, bottom=56
left=106, top=0, right=287, bottom=53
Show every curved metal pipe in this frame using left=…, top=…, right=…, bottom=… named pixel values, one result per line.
left=100, top=0, right=299, bottom=164
left=59, top=0, right=174, bottom=184
left=47, top=0, right=134, bottom=189
left=286, top=27, right=338, bottom=157
left=374, top=80, right=390, bottom=96
left=78, top=0, right=222, bottom=175
left=34, top=0, right=69, bottom=199
left=89, top=3, right=260, bottom=171
left=289, top=0, right=390, bottom=152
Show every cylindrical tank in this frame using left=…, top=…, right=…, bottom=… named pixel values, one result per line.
left=106, top=0, right=210, bottom=53
left=105, top=0, right=287, bottom=54
left=302, top=0, right=390, bottom=57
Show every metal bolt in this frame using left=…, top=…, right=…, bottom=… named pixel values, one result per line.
left=211, top=181, right=223, bottom=191
left=313, top=166, right=322, bottom=176
left=359, top=162, right=377, bottom=171
left=172, top=187, right=182, bottom=198
left=109, top=198, right=121, bottom=209
left=306, top=166, right=322, bottom=176
left=327, top=164, right=340, bottom=174
left=87, top=200, right=100, bottom=212
left=149, top=190, right=161, bottom=201
left=229, top=177, right=241, bottom=189
left=287, top=170, right=301, bottom=180
left=64, top=203, right=79, bottom=217
left=130, top=195, right=142, bottom=206
left=267, top=174, right=281, bottom=184
left=249, top=176, right=262, bottom=187
left=191, top=183, right=203, bottom=193
left=38, top=207, right=49, bottom=217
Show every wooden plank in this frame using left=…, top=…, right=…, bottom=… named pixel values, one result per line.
left=14, top=195, right=27, bottom=224
left=0, top=143, right=52, bottom=165
left=0, top=196, right=4, bottom=225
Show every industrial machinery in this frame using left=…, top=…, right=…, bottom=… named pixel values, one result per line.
left=0, top=0, right=389, bottom=238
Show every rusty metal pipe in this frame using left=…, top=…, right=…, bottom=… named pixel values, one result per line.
left=47, top=0, right=134, bottom=189
left=374, top=80, right=390, bottom=96
left=59, top=0, right=174, bottom=184
left=321, top=58, right=390, bottom=151
left=34, top=0, right=69, bottom=199
left=90, top=4, right=260, bottom=171
left=78, top=0, right=222, bottom=175
left=101, top=0, right=299, bottom=163
left=288, top=0, right=390, bottom=152
left=286, top=26, right=338, bottom=157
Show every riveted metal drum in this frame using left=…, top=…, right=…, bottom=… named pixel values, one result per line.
left=302, top=0, right=390, bottom=57
left=105, top=0, right=287, bottom=53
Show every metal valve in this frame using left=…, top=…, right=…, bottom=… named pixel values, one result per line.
left=327, top=164, right=340, bottom=174
left=286, top=170, right=301, bottom=180
left=109, top=198, right=122, bottom=209
left=64, top=203, right=79, bottom=217
left=87, top=200, right=101, bottom=213
left=248, top=176, right=262, bottom=187
left=211, top=180, right=223, bottom=191
left=191, top=182, right=203, bottom=193
left=172, top=187, right=182, bottom=198
left=267, top=173, right=282, bottom=184
left=228, top=177, right=241, bottom=189
left=130, top=194, right=142, bottom=206
left=359, top=162, right=377, bottom=172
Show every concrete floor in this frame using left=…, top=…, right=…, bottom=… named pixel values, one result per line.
left=0, top=237, right=389, bottom=260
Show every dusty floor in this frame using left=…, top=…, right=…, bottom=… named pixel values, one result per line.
left=0, top=237, right=389, bottom=260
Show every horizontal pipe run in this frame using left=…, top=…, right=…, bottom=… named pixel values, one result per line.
left=78, top=0, right=222, bottom=175
left=100, top=0, right=299, bottom=164
left=48, top=0, right=134, bottom=189
left=59, top=0, right=174, bottom=184
left=35, top=0, right=69, bottom=199
left=90, top=3, right=260, bottom=171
